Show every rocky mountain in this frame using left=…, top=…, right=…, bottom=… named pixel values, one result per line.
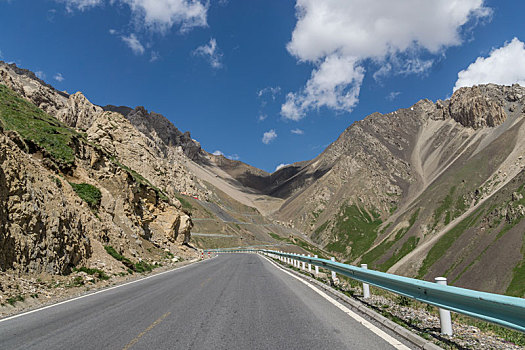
left=1, top=60, right=524, bottom=301
left=223, top=84, right=525, bottom=297
left=0, top=61, right=302, bottom=294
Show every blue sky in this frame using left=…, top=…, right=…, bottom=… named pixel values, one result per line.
left=2, top=1, right=525, bottom=172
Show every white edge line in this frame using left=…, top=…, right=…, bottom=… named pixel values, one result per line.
left=261, top=255, right=411, bottom=350
left=0, top=256, right=215, bottom=323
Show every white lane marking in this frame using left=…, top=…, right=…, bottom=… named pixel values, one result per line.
left=262, top=256, right=411, bottom=350
left=0, top=257, right=215, bottom=323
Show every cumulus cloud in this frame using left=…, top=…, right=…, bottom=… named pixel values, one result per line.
left=121, top=33, right=145, bottom=55
left=275, top=163, right=289, bottom=172
left=212, top=150, right=224, bottom=156
left=120, top=0, right=207, bottom=33
left=57, top=0, right=207, bottom=33
left=291, top=128, right=304, bottom=135
left=282, top=55, right=364, bottom=120
left=282, top=0, right=491, bottom=120
left=258, top=114, right=267, bottom=122
left=193, top=38, right=222, bottom=69
left=262, top=129, right=277, bottom=144
left=35, top=71, right=46, bottom=80
left=454, top=38, right=525, bottom=91
left=54, top=73, right=64, bottom=82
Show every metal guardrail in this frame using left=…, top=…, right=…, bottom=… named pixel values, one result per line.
left=207, top=248, right=525, bottom=333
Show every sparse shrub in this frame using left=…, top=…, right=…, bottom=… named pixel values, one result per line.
left=69, top=182, right=102, bottom=209
left=396, top=295, right=412, bottom=307
left=73, top=266, right=110, bottom=280
left=6, top=294, right=24, bottom=306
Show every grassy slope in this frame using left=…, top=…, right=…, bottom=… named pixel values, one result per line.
left=325, top=204, right=382, bottom=260
left=0, top=84, right=77, bottom=165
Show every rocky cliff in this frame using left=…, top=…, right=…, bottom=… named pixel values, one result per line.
left=0, top=63, right=197, bottom=282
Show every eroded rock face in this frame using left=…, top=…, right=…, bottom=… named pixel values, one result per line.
left=56, top=92, right=103, bottom=131
left=435, top=84, right=525, bottom=129
left=124, top=106, right=203, bottom=161
left=0, top=134, right=93, bottom=274
left=448, top=86, right=507, bottom=129
left=0, top=62, right=198, bottom=277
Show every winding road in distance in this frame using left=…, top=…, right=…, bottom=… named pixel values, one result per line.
left=0, top=254, right=415, bottom=350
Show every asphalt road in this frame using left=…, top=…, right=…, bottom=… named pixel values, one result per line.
left=0, top=254, right=413, bottom=350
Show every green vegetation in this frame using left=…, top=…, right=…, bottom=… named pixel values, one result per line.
left=111, top=157, right=169, bottom=203
left=452, top=314, right=525, bottom=347
left=175, top=194, right=193, bottom=210
left=6, top=294, right=24, bottom=306
left=69, top=182, right=102, bottom=209
left=73, top=266, right=110, bottom=280
left=361, top=208, right=419, bottom=269
left=378, top=236, right=419, bottom=271
left=418, top=208, right=483, bottom=278
left=104, top=245, right=134, bottom=270
left=0, top=84, right=78, bottom=165
left=269, top=232, right=285, bottom=241
left=134, top=260, right=154, bottom=273
left=268, top=232, right=328, bottom=258
left=432, top=186, right=455, bottom=227
left=506, top=239, right=525, bottom=297
left=312, top=220, right=330, bottom=240
left=325, top=204, right=382, bottom=259
left=104, top=245, right=155, bottom=273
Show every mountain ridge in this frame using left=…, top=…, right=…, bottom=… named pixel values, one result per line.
left=1, top=61, right=524, bottom=298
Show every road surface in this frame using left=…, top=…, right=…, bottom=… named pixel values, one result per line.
left=0, top=254, right=414, bottom=349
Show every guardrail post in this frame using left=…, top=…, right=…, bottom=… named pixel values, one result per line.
left=301, top=254, right=306, bottom=270
left=314, top=255, right=319, bottom=276
left=361, top=264, right=370, bottom=298
left=330, top=257, right=337, bottom=281
left=307, top=254, right=312, bottom=273
left=435, top=277, right=453, bottom=336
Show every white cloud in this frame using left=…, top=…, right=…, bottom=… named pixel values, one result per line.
left=282, top=55, right=364, bottom=120
left=119, top=0, right=208, bottom=33
left=57, top=0, right=103, bottom=12
left=54, top=73, right=64, bottom=82
left=212, top=150, right=239, bottom=160
left=257, top=86, right=281, bottom=99
left=454, top=38, right=525, bottom=91
left=193, top=38, right=222, bottom=69
left=258, top=114, right=267, bottom=121
left=291, top=128, right=304, bottom=135
left=121, top=33, right=145, bottom=55
left=109, top=28, right=118, bottom=35
left=35, top=71, right=46, bottom=80
left=275, top=163, right=289, bottom=172
left=262, top=129, right=277, bottom=144
left=386, top=91, right=401, bottom=101
left=282, top=0, right=491, bottom=120
left=58, top=0, right=208, bottom=33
